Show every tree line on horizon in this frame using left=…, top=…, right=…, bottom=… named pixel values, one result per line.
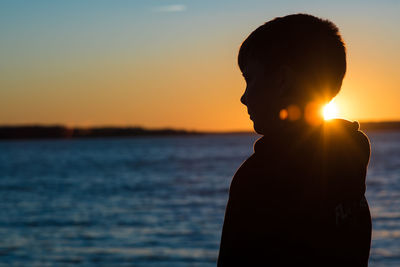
left=0, top=122, right=399, bottom=139
left=0, top=125, right=200, bottom=139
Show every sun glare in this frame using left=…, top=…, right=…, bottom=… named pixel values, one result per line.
left=322, top=101, right=338, bottom=120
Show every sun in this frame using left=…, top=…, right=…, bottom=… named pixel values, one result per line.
left=322, top=101, right=338, bottom=120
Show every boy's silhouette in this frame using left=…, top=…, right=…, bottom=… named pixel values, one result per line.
left=218, top=14, right=371, bottom=266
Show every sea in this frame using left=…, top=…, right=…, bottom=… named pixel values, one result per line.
left=0, top=131, right=399, bottom=266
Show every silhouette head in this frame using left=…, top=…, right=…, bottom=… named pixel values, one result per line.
left=239, top=14, right=346, bottom=134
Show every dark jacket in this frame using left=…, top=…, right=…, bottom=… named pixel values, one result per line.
left=218, top=119, right=371, bottom=266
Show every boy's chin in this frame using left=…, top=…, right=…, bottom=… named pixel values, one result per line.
left=252, top=121, right=267, bottom=135
left=252, top=118, right=281, bottom=135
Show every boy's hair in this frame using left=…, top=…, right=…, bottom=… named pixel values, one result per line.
left=238, top=14, right=346, bottom=103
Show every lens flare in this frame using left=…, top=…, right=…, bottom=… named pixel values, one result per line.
left=322, top=101, right=338, bottom=120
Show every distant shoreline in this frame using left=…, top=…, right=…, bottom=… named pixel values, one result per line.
left=0, top=121, right=399, bottom=140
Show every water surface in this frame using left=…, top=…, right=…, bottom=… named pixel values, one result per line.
left=0, top=132, right=399, bottom=266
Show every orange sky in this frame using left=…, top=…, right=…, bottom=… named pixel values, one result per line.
left=1, top=1, right=399, bottom=131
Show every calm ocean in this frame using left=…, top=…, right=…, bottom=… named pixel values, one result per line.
left=0, top=131, right=399, bottom=266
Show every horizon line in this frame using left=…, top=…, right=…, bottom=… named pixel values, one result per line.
left=2, top=120, right=400, bottom=134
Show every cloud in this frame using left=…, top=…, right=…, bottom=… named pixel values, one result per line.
left=154, top=4, right=186, bottom=12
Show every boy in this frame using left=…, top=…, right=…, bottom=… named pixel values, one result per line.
left=218, top=14, right=371, bottom=266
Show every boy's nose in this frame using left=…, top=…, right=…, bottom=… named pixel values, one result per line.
left=240, top=93, right=247, bottom=105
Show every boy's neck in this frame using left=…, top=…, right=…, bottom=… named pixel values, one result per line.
left=264, top=117, right=323, bottom=137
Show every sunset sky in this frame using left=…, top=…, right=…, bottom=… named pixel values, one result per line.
left=1, top=0, right=399, bottom=131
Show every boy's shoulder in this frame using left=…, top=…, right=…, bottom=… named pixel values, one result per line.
left=252, top=118, right=370, bottom=166
left=322, top=119, right=370, bottom=164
